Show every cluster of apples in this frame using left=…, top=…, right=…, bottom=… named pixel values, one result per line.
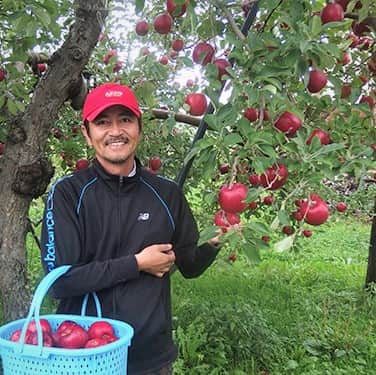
left=9, top=319, right=118, bottom=349
left=214, top=160, right=348, bottom=248
left=134, top=1, right=233, bottom=118
left=307, top=1, right=375, bottom=107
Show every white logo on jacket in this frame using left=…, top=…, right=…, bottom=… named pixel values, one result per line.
left=137, top=213, right=150, bottom=221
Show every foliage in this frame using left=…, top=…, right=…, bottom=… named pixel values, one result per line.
left=1, top=0, right=374, bottom=261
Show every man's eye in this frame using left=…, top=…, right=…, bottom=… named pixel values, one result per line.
left=120, top=117, right=131, bottom=123
left=94, top=119, right=109, bottom=126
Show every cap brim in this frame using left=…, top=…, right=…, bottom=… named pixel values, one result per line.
left=85, top=102, right=141, bottom=122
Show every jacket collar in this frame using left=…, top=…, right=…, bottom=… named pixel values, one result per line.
left=93, top=157, right=142, bottom=183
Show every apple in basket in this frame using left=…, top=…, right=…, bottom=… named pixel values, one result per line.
left=53, top=320, right=89, bottom=349
left=84, top=337, right=109, bottom=348
left=88, top=321, right=116, bottom=341
left=10, top=328, right=54, bottom=347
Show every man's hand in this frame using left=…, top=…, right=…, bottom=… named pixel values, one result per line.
left=135, top=244, right=176, bottom=278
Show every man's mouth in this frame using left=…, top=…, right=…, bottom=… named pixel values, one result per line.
left=105, top=137, right=129, bottom=146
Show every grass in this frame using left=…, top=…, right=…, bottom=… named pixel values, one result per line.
left=171, top=217, right=375, bottom=374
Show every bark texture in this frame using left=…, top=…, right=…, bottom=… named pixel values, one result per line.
left=0, top=0, right=108, bottom=323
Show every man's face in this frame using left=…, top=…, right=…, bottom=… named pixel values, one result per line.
left=81, top=105, right=141, bottom=171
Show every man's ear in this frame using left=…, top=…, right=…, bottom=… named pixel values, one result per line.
left=81, top=124, right=92, bottom=147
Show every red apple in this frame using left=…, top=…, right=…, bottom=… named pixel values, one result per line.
left=37, top=63, right=46, bottom=73
left=135, top=20, right=149, bottom=36
left=274, top=111, right=302, bottom=137
left=243, top=108, right=259, bottom=122
left=320, top=3, right=344, bottom=24
left=298, top=194, right=329, bottom=226
left=303, top=229, right=313, bottom=237
left=307, top=69, right=328, bottom=93
left=214, top=210, right=240, bottom=232
left=263, top=196, right=274, bottom=205
left=336, top=202, right=347, bottom=212
left=228, top=254, right=237, bottom=262
left=306, top=129, right=332, bottom=145
left=88, top=321, right=115, bottom=341
left=359, top=95, right=375, bottom=109
left=84, top=338, right=108, bottom=348
left=153, top=14, right=173, bottom=34
left=170, top=50, right=178, bottom=59
left=75, top=159, right=89, bottom=170
left=341, top=51, right=351, bottom=65
left=172, top=39, right=184, bottom=51
left=218, top=182, right=248, bottom=214
left=249, top=201, right=258, bottom=210
left=248, top=173, right=260, bottom=186
left=192, top=42, right=215, bottom=66
left=282, top=225, right=294, bottom=235
left=261, top=109, right=270, bottom=121
left=341, top=85, right=352, bottom=99
left=352, top=21, right=370, bottom=37
left=185, top=93, right=207, bottom=116
left=113, top=61, right=122, bottom=73
left=167, top=0, right=188, bottom=17
left=149, top=156, right=162, bottom=171
left=260, top=163, right=288, bottom=190
left=219, top=163, right=230, bottom=174
left=159, top=56, right=169, bottom=65
left=104, top=50, right=117, bottom=65
left=27, top=319, right=52, bottom=335
left=0, top=68, right=6, bottom=81
left=55, top=323, right=88, bottom=349
left=213, top=58, right=230, bottom=80
left=186, top=79, right=194, bottom=88
left=261, top=236, right=270, bottom=243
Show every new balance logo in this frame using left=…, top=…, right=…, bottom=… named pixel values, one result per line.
left=137, top=213, right=150, bottom=221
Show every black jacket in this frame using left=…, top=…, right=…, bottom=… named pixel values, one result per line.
left=40, top=158, right=219, bottom=374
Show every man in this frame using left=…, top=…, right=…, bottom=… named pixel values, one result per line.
left=40, top=82, right=221, bottom=374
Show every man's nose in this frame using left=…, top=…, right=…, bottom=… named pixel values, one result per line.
left=108, top=120, right=123, bottom=134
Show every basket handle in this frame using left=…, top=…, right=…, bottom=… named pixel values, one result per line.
left=17, top=265, right=102, bottom=357
left=81, top=292, right=102, bottom=317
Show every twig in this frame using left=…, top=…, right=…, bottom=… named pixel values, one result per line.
left=260, top=0, right=284, bottom=33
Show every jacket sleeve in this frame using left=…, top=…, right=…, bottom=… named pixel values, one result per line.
left=40, top=179, right=139, bottom=299
left=171, top=188, right=220, bottom=278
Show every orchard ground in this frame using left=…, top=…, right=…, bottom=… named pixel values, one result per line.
left=6, top=205, right=371, bottom=374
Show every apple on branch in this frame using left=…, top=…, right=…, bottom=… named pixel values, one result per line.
left=192, top=42, right=215, bottom=66
left=185, top=93, right=207, bottom=116
left=153, top=13, right=173, bottom=35
left=135, top=20, right=149, bottom=36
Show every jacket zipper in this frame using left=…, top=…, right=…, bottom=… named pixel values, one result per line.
left=112, top=175, right=124, bottom=318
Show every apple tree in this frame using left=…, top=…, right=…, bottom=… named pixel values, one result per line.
left=0, top=0, right=375, bottom=323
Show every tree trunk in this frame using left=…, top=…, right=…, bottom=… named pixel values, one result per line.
left=0, top=0, right=108, bottom=323
left=365, top=198, right=376, bottom=288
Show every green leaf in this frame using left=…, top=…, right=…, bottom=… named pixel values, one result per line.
left=223, top=133, right=243, bottom=147
left=274, top=235, right=295, bottom=252
left=310, top=15, right=322, bottom=37
left=183, top=139, right=213, bottom=165
left=30, top=5, right=51, bottom=27
left=248, top=221, right=270, bottom=235
left=198, top=226, right=219, bottom=246
left=242, top=242, right=261, bottom=264
left=135, top=0, right=145, bottom=13
left=7, top=100, right=18, bottom=115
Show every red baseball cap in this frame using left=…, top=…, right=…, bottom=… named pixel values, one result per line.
left=82, top=83, right=141, bottom=122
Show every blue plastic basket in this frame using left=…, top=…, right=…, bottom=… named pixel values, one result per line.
left=0, top=265, right=134, bottom=374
